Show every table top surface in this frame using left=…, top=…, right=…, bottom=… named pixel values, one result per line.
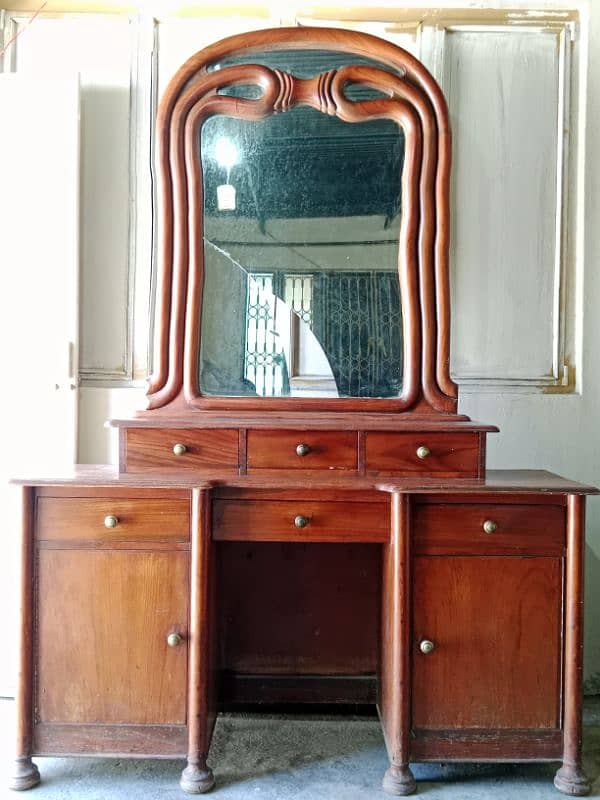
left=10, top=466, right=599, bottom=495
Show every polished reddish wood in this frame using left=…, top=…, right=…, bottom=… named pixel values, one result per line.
left=33, top=723, right=187, bottom=757
left=367, top=432, right=480, bottom=476
left=379, top=492, right=416, bottom=795
left=124, top=428, right=239, bottom=472
left=35, top=549, right=189, bottom=725
left=36, top=497, right=189, bottom=542
left=554, top=494, right=591, bottom=795
left=213, top=499, right=388, bottom=542
left=218, top=542, right=380, bottom=676
left=10, top=487, right=40, bottom=791
left=247, top=430, right=358, bottom=470
left=412, top=555, right=562, bottom=730
left=180, top=487, right=215, bottom=793
left=413, top=502, right=565, bottom=556
left=411, top=729, right=563, bottom=761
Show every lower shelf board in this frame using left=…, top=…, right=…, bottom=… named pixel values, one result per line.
left=220, top=672, right=378, bottom=706
left=33, top=723, right=187, bottom=757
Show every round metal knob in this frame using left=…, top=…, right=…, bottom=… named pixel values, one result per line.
left=167, top=632, right=183, bottom=648
left=104, top=515, right=118, bottom=529
left=294, top=515, right=309, bottom=529
left=296, top=443, right=311, bottom=457
left=419, top=639, right=435, bottom=655
left=483, top=519, right=498, bottom=534
left=173, top=443, right=187, bottom=456
left=416, top=445, right=431, bottom=459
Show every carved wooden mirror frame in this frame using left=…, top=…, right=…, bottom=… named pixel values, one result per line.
left=147, top=27, right=458, bottom=414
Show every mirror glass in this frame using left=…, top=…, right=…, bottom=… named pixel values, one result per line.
left=198, top=52, right=405, bottom=399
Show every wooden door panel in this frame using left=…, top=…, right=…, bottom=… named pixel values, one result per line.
left=412, top=556, right=561, bottom=730
left=36, top=550, right=188, bottom=725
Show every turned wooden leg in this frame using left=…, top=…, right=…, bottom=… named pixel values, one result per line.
left=180, top=756, right=215, bottom=795
left=180, top=488, right=216, bottom=795
left=9, top=758, right=40, bottom=792
left=554, top=495, right=590, bottom=797
left=10, top=488, right=40, bottom=792
left=380, top=492, right=416, bottom=796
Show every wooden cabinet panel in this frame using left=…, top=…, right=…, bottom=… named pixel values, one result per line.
left=125, top=428, right=239, bottom=472
left=213, top=500, right=388, bottom=542
left=247, top=430, right=357, bottom=470
left=413, top=503, right=564, bottom=555
left=366, top=432, right=480, bottom=476
left=36, top=550, right=189, bottom=725
left=412, top=556, right=562, bottom=730
left=37, top=497, right=189, bottom=542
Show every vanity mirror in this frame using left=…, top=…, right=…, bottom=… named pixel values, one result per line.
left=147, top=31, right=457, bottom=413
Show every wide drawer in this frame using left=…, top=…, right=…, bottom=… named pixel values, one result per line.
left=413, top=503, right=565, bottom=555
left=247, top=430, right=358, bottom=471
left=213, top=500, right=388, bottom=542
left=366, top=432, right=480, bottom=476
left=124, top=428, right=239, bottom=472
left=37, top=497, right=190, bottom=542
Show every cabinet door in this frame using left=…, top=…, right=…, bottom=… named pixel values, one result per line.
left=412, top=556, right=561, bottom=730
left=36, top=550, right=188, bottom=725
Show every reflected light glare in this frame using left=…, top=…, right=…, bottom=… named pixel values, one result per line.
left=214, top=137, right=239, bottom=169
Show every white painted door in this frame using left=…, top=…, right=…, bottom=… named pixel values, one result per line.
left=0, top=73, right=80, bottom=694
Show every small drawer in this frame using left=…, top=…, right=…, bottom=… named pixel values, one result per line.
left=413, top=503, right=565, bottom=555
left=213, top=500, right=388, bottom=542
left=37, top=497, right=190, bottom=542
left=247, top=430, right=357, bottom=470
left=125, top=428, right=239, bottom=473
left=366, top=432, right=480, bottom=476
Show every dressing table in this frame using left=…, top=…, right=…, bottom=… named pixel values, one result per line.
left=9, top=26, right=597, bottom=797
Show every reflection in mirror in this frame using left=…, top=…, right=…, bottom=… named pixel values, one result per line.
left=199, top=80, right=405, bottom=399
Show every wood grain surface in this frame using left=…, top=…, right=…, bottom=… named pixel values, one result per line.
left=36, top=549, right=189, bottom=725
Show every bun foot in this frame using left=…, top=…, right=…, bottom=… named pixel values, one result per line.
left=383, top=765, right=417, bottom=796
left=554, top=765, right=591, bottom=796
left=180, top=761, right=215, bottom=794
left=9, top=758, right=40, bottom=791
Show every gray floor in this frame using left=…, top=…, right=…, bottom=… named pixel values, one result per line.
left=0, top=698, right=599, bottom=800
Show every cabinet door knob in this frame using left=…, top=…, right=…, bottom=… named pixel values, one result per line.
left=167, top=632, right=183, bottom=648
left=104, top=515, right=118, bottom=529
left=294, top=515, right=309, bottom=528
left=419, top=639, right=435, bottom=655
left=416, top=445, right=431, bottom=459
left=173, top=443, right=187, bottom=456
left=296, top=443, right=311, bottom=457
left=483, top=519, right=498, bottom=534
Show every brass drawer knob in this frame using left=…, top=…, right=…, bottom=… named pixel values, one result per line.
left=294, top=515, right=309, bottom=528
left=483, top=519, right=498, bottom=534
left=296, top=443, right=311, bottom=457
left=104, top=515, right=118, bottom=529
left=416, top=445, right=431, bottom=459
left=173, top=443, right=187, bottom=456
left=167, top=632, right=183, bottom=648
left=419, top=639, right=435, bottom=655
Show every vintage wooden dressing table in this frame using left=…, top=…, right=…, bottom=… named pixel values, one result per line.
left=10, top=26, right=598, bottom=797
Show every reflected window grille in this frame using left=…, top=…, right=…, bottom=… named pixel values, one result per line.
left=245, top=273, right=286, bottom=397
left=284, top=274, right=313, bottom=324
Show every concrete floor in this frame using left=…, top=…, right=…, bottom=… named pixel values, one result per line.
left=0, top=699, right=599, bottom=800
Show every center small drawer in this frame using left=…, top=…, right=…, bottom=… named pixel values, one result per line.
left=413, top=503, right=565, bottom=555
left=247, top=430, right=358, bottom=471
left=37, top=497, right=190, bottom=542
left=213, top=500, right=388, bottom=542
